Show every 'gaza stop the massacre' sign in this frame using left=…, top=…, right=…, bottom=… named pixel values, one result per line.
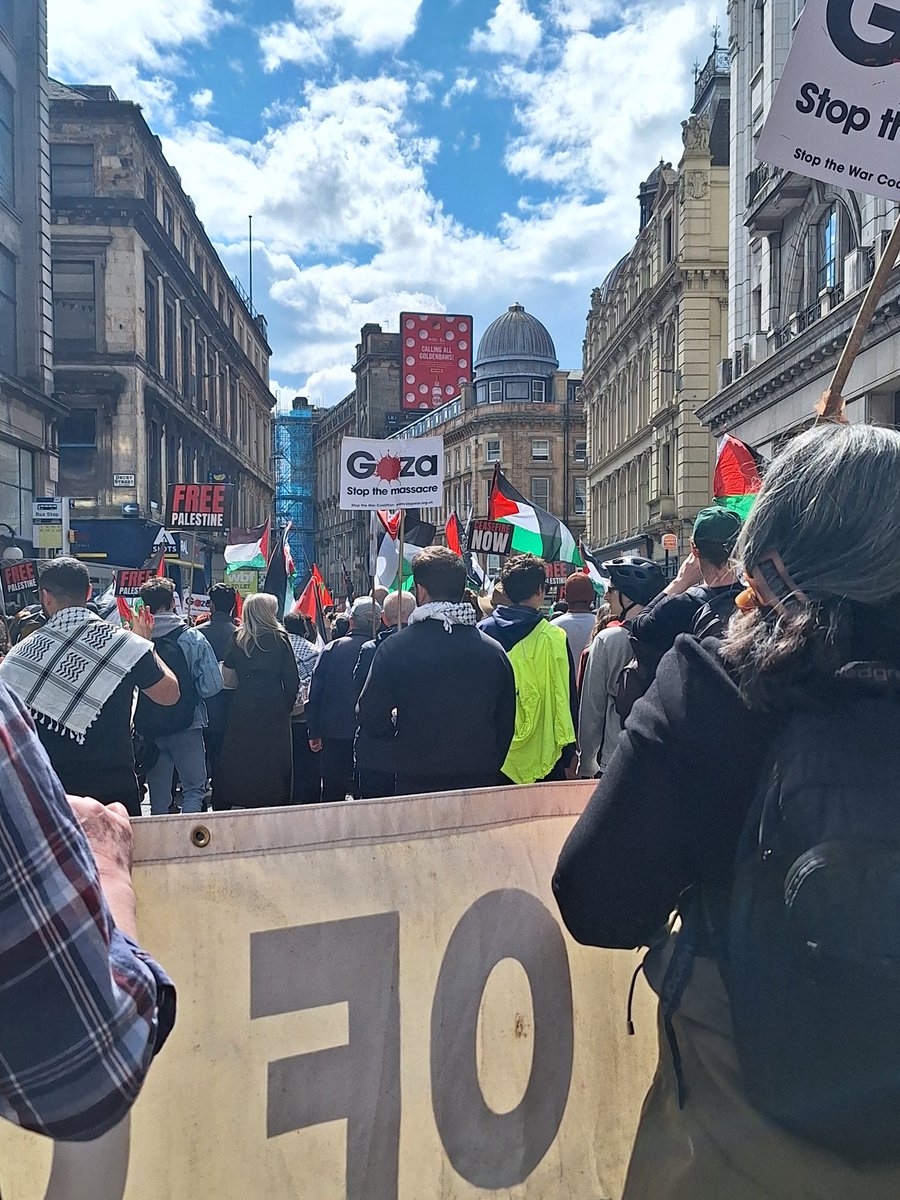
left=339, top=436, right=444, bottom=511
left=164, top=483, right=234, bottom=532
left=757, top=0, right=900, bottom=200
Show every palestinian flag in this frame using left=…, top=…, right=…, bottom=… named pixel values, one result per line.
left=373, top=511, right=435, bottom=590
left=294, top=564, right=331, bottom=649
left=489, top=465, right=583, bottom=567
left=714, top=435, right=763, bottom=520
left=445, top=511, right=464, bottom=556
left=225, top=520, right=270, bottom=573
left=578, top=540, right=610, bottom=594
left=262, top=524, right=296, bottom=619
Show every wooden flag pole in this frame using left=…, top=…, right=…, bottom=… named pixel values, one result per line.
left=396, top=511, right=406, bottom=628
left=818, top=213, right=900, bottom=424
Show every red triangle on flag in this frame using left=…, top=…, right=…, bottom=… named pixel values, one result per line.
left=377, top=510, right=402, bottom=539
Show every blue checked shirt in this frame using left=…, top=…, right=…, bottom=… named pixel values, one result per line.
left=0, top=681, right=175, bottom=1140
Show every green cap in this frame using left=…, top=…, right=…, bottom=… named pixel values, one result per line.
left=692, top=505, right=743, bottom=551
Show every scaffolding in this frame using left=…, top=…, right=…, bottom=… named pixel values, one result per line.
left=273, top=399, right=315, bottom=576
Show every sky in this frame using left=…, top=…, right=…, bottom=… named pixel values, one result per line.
left=48, top=0, right=725, bottom=409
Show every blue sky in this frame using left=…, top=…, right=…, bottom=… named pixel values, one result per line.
left=49, top=0, right=724, bottom=407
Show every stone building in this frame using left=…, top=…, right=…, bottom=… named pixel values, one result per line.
left=313, top=323, right=405, bottom=593
left=0, top=0, right=61, bottom=555
left=48, top=81, right=274, bottom=567
left=698, top=0, right=899, bottom=452
left=582, top=47, right=730, bottom=565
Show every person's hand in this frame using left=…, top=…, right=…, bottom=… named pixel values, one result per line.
left=131, top=608, right=154, bottom=641
left=308, top=738, right=323, bottom=753
left=667, top=551, right=703, bottom=595
left=67, top=796, right=138, bottom=938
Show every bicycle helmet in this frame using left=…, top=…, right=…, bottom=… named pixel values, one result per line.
left=601, top=556, right=665, bottom=607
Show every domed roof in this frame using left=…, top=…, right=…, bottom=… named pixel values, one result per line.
left=475, top=303, right=559, bottom=372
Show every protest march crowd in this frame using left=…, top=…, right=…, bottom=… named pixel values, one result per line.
left=2, top=421, right=900, bottom=1199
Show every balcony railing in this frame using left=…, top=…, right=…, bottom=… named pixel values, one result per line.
left=747, top=162, right=774, bottom=206
left=695, top=46, right=729, bottom=104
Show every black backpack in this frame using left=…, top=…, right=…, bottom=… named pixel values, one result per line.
left=725, top=671, right=900, bottom=1162
left=135, top=629, right=199, bottom=738
left=691, top=584, right=742, bottom=640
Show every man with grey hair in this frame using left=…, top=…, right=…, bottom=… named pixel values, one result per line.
left=307, top=595, right=382, bottom=801
left=353, top=590, right=417, bottom=799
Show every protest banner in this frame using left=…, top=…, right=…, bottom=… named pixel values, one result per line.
left=188, top=592, right=211, bottom=619
left=468, top=519, right=513, bottom=557
left=114, top=568, right=156, bottom=600
left=339, top=437, right=443, bottom=511
left=0, top=784, right=657, bottom=1200
left=0, top=559, right=39, bottom=610
left=164, top=483, right=234, bottom=532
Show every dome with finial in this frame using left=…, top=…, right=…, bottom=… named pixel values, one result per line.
left=475, top=303, right=559, bottom=379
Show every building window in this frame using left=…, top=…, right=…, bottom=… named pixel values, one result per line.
left=464, top=479, right=472, bottom=511
left=229, top=375, right=238, bottom=436
left=489, top=380, right=503, bottom=403
left=181, top=227, right=190, bottom=262
left=574, top=439, right=587, bottom=463
left=53, top=262, right=96, bottom=350
left=485, top=480, right=491, bottom=511
left=817, top=205, right=838, bottom=292
left=486, top=439, right=501, bottom=463
left=145, top=170, right=157, bottom=216
left=58, top=408, right=97, bottom=498
left=0, top=442, right=33, bottom=538
left=444, top=453, right=450, bottom=475
left=145, top=276, right=158, bottom=369
left=164, top=298, right=176, bottom=383
left=663, top=213, right=674, bottom=264
left=148, top=420, right=161, bottom=505
left=195, top=333, right=207, bottom=407
left=574, top=478, right=587, bottom=515
left=0, top=246, right=15, bottom=371
left=454, top=448, right=461, bottom=474
left=162, top=198, right=174, bottom=238
left=50, top=143, right=94, bottom=199
left=531, top=476, right=550, bottom=508
left=531, top=379, right=547, bottom=403
left=181, top=319, right=192, bottom=395
left=476, top=383, right=488, bottom=405
left=505, top=380, right=530, bottom=400
left=532, top=438, right=550, bottom=461
left=0, top=75, right=13, bottom=207
left=465, top=444, right=471, bottom=468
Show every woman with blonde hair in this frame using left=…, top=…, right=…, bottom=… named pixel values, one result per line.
left=216, top=593, right=300, bottom=809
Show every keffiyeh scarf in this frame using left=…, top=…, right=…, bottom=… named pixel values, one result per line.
left=406, top=602, right=477, bottom=633
left=0, top=607, right=151, bottom=742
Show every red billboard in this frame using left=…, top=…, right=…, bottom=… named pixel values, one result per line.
left=401, top=312, right=473, bottom=412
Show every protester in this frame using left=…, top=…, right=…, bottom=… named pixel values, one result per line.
left=135, top=578, right=223, bottom=816
left=631, top=506, right=743, bottom=653
left=307, top=596, right=381, bottom=802
left=0, top=558, right=179, bottom=816
left=554, top=423, right=900, bottom=1199
left=576, top=600, right=613, bottom=693
left=0, top=680, right=175, bottom=1138
left=478, top=554, right=576, bottom=783
left=198, top=583, right=239, bottom=794
left=353, top=589, right=416, bottom=799
left=550, top=600, right=569, bottom=619
left=332, top=615, right=351, bottom=640
left=216, top=594, right=299, bottom=809
left=357, top=547, right=516, bottom=795
left=553, top=573, right=596, bottom=665
left=576, top=556, right=663, bottom=779
left=283, top=611, right=321, bottom=805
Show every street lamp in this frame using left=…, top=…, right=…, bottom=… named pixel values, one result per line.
left=0, top=524, right=23, bottom=563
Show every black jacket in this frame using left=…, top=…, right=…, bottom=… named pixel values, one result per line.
left=553, top=637, right=775, bottom=950
left=356, top=619, right=517, bottom=781
left=306, top=631, right=371, bottom=740
left=631, top=584, right=742, bottom=653
left=353, top=625, right=396, bottom=701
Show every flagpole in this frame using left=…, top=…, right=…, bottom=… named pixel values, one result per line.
left=397, top=510, right=406, bottom=628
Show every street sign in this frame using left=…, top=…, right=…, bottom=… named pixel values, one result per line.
left=661, top=533, right=678, bottom=553
left=32, top=497, right=63, bottom=522
left=113, top=473, right=136, bottom=488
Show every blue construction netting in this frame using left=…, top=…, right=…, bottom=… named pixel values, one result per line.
left=274, top=406, right=315, bottom=577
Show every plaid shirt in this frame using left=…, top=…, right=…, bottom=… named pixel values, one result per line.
left=0, top=681, right=174, bottom=1140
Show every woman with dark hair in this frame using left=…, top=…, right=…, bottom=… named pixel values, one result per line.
left=554, top=424, right=900, bottom=1199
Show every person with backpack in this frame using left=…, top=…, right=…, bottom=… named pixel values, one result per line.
left=630, top=506, right=744, bottom=654
left=137, top=577, right=223, bottom=816
left=554, top=423, right=900, bottom=1199
left=478, top=554, right=576, bottom=783
left=0, top=557, right=180, bottom=815
left=576, top=556, right=663, bottom=779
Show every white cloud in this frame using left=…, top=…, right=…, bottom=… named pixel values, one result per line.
left=260, top=0, right=424, bottom=71
left=47, top=0, right=230, bottom=122
left=547, top=0, right=620, bottom=31
left=191, top=87, right=214, bottom=113
left=442, top=74, right=478, bottom=107
left=470, top=0, right=542, bottom=62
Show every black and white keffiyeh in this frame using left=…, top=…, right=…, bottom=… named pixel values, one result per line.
left=0, top=607, right=152, bottom=742
left=406, top=601, right=477, bottom=633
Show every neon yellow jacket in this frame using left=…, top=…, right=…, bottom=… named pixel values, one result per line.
left=502, top=620, right=576, bottom=784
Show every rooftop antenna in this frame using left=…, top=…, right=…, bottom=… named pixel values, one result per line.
left=248, top=214, right=253, bottom=309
